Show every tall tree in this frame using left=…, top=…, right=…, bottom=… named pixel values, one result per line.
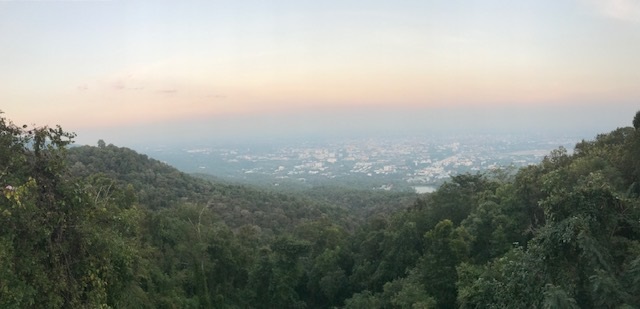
left=0, top=113, right=148, bottom=308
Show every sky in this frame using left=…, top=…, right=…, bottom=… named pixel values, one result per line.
left=1, top=0, right=639, bottom=146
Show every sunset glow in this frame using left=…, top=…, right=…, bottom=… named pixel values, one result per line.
left=2, top=0, right=639, bottom=144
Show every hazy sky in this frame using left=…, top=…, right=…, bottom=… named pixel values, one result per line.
left=1, top=0, right=639, bottom=145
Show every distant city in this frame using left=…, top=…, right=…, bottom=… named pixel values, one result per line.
left=145, top=134, right=584, bottom=192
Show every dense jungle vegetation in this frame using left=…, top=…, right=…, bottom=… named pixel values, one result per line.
left=1, top=111, right=640, bottom=308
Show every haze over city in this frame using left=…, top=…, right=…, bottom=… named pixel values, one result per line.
left=2, top=0, right=639, bottom=146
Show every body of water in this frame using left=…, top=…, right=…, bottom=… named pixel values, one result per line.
left=413, top=185, right=437, bottom=194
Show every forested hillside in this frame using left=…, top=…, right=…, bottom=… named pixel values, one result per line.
left=66, top=143, right=363, bottom=234
left=1, top=111, right=640, bottom=308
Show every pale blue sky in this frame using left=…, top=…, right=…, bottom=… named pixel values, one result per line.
left=1, top=0, right=639, bottom=144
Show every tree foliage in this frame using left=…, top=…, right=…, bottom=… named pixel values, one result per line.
left=1, top=111, right=640, bottom=308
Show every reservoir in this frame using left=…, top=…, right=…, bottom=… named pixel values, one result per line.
left=413, top=185, right=437, bottom=194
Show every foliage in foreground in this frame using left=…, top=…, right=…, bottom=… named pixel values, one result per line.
left=1, top=111, right=640, bottom=308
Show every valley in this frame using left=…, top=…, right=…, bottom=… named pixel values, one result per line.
left=145, top=134, right=583, bottom=191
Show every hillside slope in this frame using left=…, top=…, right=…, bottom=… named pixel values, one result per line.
left=67, top=143, right=356, bottom=233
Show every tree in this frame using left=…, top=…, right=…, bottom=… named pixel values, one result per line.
left=343, top=290, right=382, bottom=309
left=416, top=220, right=470, bottom=308
left=0, top=113, right=146, bottom=308
left=633, top=110, right=640, bottom=130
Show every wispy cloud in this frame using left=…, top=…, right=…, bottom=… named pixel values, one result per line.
left=582, top=0, right=640, bottom=23
left=110, top=76, right=145, bottom=91
left=112, top=80, right=125, bottom=90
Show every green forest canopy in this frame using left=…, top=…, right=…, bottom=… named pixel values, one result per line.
left=1, top=111, right=640, bottom=308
